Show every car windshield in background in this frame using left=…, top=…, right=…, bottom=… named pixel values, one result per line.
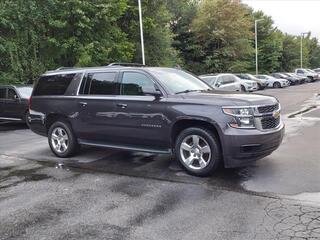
left=17, top=87, right=33, bottom=98
left=202, top=76, right=217, bottom=85
left=149, top=68, right=211, bottom=94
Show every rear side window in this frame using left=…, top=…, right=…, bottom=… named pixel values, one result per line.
left=33, top=74, right=76, bottom=96
left=88, top=72, right=118, bottom=95
left=0, top=88, right=6, bottom=99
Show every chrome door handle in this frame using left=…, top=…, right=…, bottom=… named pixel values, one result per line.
left=79, top=102, right=87, bottom=107
left=116, top=103, right=127, bottom=109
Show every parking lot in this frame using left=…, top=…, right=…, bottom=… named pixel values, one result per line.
left=1, top=81, right=320, bottom=240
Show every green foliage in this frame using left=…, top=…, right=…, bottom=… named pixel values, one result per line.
left=0, top=0, right=320, bottom=84
left=119, top=0, right=179, bottom=66
left=191, top=0, right=254, bottom=74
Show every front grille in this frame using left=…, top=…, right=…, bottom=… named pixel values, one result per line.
left=257, top=103, right=279, bottom=113
left=261, top=116, right=280, bottom=129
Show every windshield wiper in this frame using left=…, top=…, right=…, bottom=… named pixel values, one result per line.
left=175, top=89, right=203, bottom=94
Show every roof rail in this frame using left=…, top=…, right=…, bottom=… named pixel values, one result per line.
left=107, top=63, right=146, bottom=67
left=55, top=67, right=77, bottom=71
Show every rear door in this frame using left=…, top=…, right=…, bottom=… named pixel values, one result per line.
left=0, top=87, right=6, bottom=118
left=219, top=75, right=239, bottom=91
left=75, top=71, right=119, bottom=142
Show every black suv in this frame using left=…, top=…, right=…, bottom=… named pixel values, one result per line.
left=0, top=85, right=33, bottom=123
left=29, top=66, right=284, bottom=176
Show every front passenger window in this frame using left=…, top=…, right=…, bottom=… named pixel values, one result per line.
left=121, top=72, right=156, bottom=96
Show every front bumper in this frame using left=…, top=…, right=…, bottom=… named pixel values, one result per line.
left=222, top=122, right=285, bottom=168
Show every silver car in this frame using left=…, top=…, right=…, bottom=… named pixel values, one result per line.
left=256, top=75, right=289, bottom=88
left=199, top=74, right=241, bottom=92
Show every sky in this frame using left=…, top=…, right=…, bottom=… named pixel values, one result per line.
left=242, top=0, right=320, bottom=39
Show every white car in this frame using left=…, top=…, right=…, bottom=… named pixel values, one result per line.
left=313, top=68, right=320, bottom=73
left=237, top=78, right=258, bottom=92
left=295, top=68, right=318, bottom=82
left=256, top=75, right=290, bottom=88
left=199, top=74, right=241, bottom=92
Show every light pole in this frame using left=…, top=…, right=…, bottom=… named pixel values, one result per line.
left=255, top=19, right=263, bottom=75
left=138, top=0, right=145, bottom=65
left=300, top=32, right=308, bottom=68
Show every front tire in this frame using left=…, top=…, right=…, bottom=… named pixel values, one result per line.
left=273, top=82, right=281, bottom=88
left=48, top=121, right=79, bottom=158
left=175, top=127, right=222, bottom=177
left=241, top=85, right=246, bottom=92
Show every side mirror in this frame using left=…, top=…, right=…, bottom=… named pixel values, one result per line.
left=144, top=89, right=162, bottom=98
left=14, top=95, right=20, bottom=101
left=215, top=82, right=221, bottom=88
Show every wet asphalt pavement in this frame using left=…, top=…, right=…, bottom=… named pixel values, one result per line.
left=1, top=82, right=320, bottom=239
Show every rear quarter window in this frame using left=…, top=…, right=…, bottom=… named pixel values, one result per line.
left=33, top=73, right=76, bottom=96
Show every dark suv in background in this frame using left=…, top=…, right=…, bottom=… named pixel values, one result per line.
left=0, top=85, right=33, bottom=123
left=29, top=65, right=284, bottom=176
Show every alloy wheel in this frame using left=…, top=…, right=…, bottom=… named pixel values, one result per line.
left=179, top=135, right=211, bottom=170
left=51, top=127, right=69, bottom=153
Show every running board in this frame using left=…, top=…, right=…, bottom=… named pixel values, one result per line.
left=78, top=139, right=172, bottom=154
left=0, top=117, right=22, bottom=121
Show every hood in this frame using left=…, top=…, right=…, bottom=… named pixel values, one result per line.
left=177, top=91, right=278, bottom=107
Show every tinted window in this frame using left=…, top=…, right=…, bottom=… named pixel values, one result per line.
left=7, top=89, right=17, bottom=99
left=297, top=70, right=304, bottom=74
left=221, top=75, right=235, bottom=84
left=33, top=74, right=75, bottom=96
left=89, top=72, right=118, bottom=95
left=0, top=88, right=6, bottom=99
left=121, top=72, right=156, bottom=96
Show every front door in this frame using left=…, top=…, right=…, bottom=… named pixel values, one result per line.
left=2, top=88, right=24, bottom=120
left=112, top=70, right=169, bottom=149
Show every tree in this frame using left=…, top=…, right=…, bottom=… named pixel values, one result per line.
left=0, top=0, right=134, bottom=83
left=191, top=0, right=254, bottom=74
left=250, top=10, right=283, bottom=73
left=119, top=0, right=179, bottom=66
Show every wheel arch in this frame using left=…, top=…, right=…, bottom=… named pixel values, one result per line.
left=170, top=118, right=224, bottom=156
left=45, top=113, right=70, bottom=133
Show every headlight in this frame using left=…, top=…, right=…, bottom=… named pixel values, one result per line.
left=222, top=107, right=255, bottom=129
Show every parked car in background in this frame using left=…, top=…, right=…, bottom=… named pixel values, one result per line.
left=255, top=75, right=290, bottom=88
left=28, top=65, right=284, bottom=176
left=282, top=73, right=304, bottom=84
left=286, top=73, right=307, bottom=84
left=306, top=69, right=320, bottom=80
left=271, top=73, right=298, bottom=85
left=295, top=68, right=318, bottom=82
left=0, top=85, right=33, bottom=124
left=313, top=68, right=320, bottom=73
left=199, top=74, right=241, bottom=92
left=235, top=73, right=268, bottom=90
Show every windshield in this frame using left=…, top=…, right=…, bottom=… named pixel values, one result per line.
left=17, top=87, right=33, bottom=98
left=149, top=68, right=211, bottom=94
left=247, top=74, right=256, bottom=79
left=201, top=76, right=217, bottom=85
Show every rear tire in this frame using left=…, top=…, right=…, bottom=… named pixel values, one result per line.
left=48, top=121, right=79, bottom=158
left=174, top=127, right=222, bottom=177
left=273, top=82, right=281, bottom=88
